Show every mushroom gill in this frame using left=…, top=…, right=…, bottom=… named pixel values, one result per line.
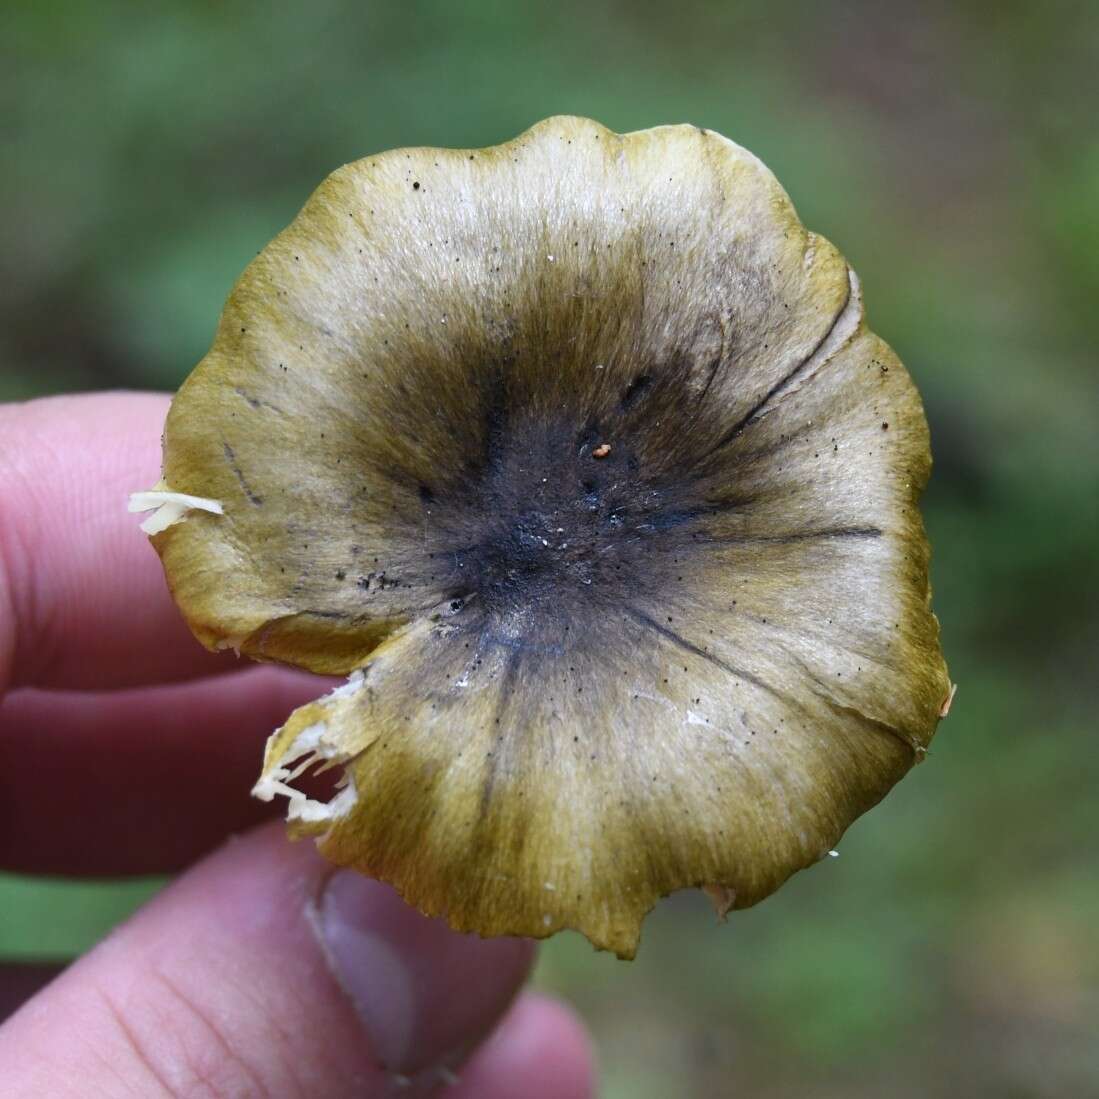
left=137, top=116, right=951, bottom=958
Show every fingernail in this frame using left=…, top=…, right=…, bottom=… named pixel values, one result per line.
left=312, top=869, right=534, bottom=1087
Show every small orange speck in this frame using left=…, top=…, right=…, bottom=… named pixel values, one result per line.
left=593, top=443, right=611, bottom=459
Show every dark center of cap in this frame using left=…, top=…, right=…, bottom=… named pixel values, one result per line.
left=424, top=400, right=723, bottom=639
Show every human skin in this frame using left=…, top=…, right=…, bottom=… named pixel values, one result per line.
left=0, top=392, right=593, bottom=1097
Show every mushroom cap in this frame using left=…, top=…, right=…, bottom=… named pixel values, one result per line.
left=147, top=116, right=950, bottom=958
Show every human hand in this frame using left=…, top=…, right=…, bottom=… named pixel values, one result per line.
left=0, top=392, right=593, bottom=1097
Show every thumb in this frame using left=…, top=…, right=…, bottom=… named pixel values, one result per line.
left=0, top=824, right=592, bottom=1097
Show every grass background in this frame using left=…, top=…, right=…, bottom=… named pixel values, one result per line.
left=3, top=2, right=1098, bottom=1095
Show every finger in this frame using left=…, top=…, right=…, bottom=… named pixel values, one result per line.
left=450, top=993, right=595, bottom=1099
left=0, top=392, right=242, bottom=692
left=0, top=664, right=333, bottom=876
left=0, top=824, right=592, bottom=1097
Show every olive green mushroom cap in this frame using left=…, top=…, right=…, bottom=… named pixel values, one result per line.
left=138, top=116, right=950, bottom=958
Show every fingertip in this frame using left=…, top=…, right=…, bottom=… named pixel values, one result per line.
left=450, top=992, right=595, bottom=1099
left=0, top=391, right=239, bottom=690
left=313, top=868, right=537, bottom=1077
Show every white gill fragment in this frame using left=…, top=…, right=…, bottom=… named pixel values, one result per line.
left=251, top=721, right=327, bottom=803
left=128, top=488, right=224, bottom=535
left=290, top=774, right=358, bottom=824
left=939, top=683, right=958, bottom=719
left=252, top=671, right=369, bottom=825
left=251, top=719, right=359, bottom=824
left=326, top=668, right=365, bottom=700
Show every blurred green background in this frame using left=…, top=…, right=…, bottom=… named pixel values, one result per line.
left=3, top=2, right=1097, bottom=1095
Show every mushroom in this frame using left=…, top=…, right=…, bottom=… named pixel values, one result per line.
left=133, top=117, right=951, bottom=958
